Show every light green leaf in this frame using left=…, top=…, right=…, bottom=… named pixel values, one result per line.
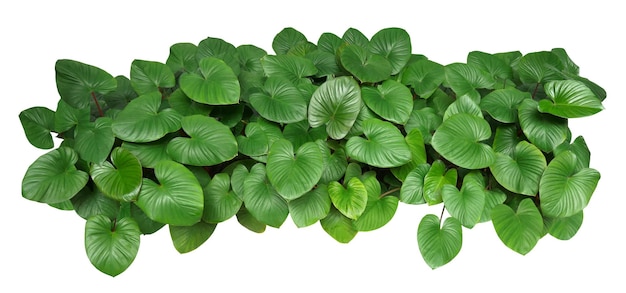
left=112, top=92, right=182, bottom=143
left=288, top=185, right=332, bottom=228
left=328, top=177, right=368, bottom=220
left=443, top=94, right=483, bottom=121
left=266, top=140, right=324, bottom=200
left=353, top=188, right=399, bottom=232
left=22, top=147, right=88, bottom=204
left=545, top=211, right=583, bottom=240
left=19, top=106, right=56, bottom=149
left=431, top=113, right=495, bottom=169
left=346, top=118, right=411, bottom=168
left=91, top=147, right=143, bottom=202
left=400, top=164, right=430, bottom=204
left=55, top=59, right=117, bottom=109
left=491, top=198, right=544, bottom=255
left=320, top=207, right=357, bottom=243
left=169, top=221, right=217, bottom=253
left=538, top=80, right=604, bottom=118
left=308, top=76, right=361, bottom=140
left=423, top=160, right=457, bottom=205
left=85, top=215, right=140, bottom=277
left=136, top=160, right=204, bottom=226
left=417, top=215, right=463, bottom=269
left=361, top=79, right=413, bottom=124
left=179, top=57, right=240, bottom=105
left=490, top=141, right=547, bottom=195
left=539, top=151, right=600, bottom=218
left=442, top=183, right=485, bottom=228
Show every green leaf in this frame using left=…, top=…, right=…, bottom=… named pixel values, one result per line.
left=539, top=151, right=600, bottom=218
left=318, top=32, right=343, bottom=55
left=169, top=221, right=217, bottom=253
left=538, top=80, right=604, bottom=118
left=467, top=51, right=513, bottom=82
left=518, top=99, right=569, bottom=153
left=400, top=164, right=430, bottom=204
left=417, top=215, right=463, bottom=269
left=22, top=147, right=88, bottom=204
left=122, top=137, right=172, bottom=169
left=517, top=51, right=564, bottom=84
left=545, top=211, right=583, bottom=240
left=195, top=37, right=240, bottom=75
left=443, top=94, right=483, bottom=121
left=346, top=118, right=411, bottom=168
left=555, top=136, right=591, bottom=172
left=319, top=147, right=348, bottom=184
left=130, top=59, right=175, bottom=95
left=236, top=206, right=266, bottom=233
left=179, top=57, right=240, bottom=105
left=490, top=141, right=547, bottom=195
left=491, top=198, right=544, bottom=255
left=237, top=44, right=267, bottom=72
left=202, top=173, right=242, bottom=223
left=308, top=76, right=362, bottom=140
left=353, top=189, right=399, bottom=232
left=405, top=107, right=442, bottom=144
left=71, top=186, right=120, bottom=220
left=288, top=185, right=332, bottom=228
left=328, top=177, right=368, bottom=220
left=401, top=59, right=445, bottom=99
left=237, top=122, right=271, bottom=157
left=480, top=189, right=507, bottom=223
left=361, top=79, right=413, bottom=124
left=90, top=147, right=143, bottom=202
left=423, top=160, right=457, bottom=205
left=75, top=117, right=115, bottom=163
left=444, top=63, right=495, bottom=97
left=369, top=27, right=412, bottom=75
left=492, top=125, right=522, bottom=157
left=442, top=183, right=485, bottom=228
left=55, top=100, right=90, bottom=133
left=342, top=28, right=369, bottom=47
left=340, top=44, right=391, bottom=83
left=166, top=42, right=198, bottom=74
left=320, top=207, right=357, bottom=243
left=55, top=59, right=117, bottom=109
left=136, top=160, right=204, bottom=226
left=130, top=203, right=165, bottom=234
left=85, top=215, right=140, bottom=277
left=19, top=106, right=56, bottom=149
left=243, top=164, right=289, bottom=228
left=272, top=27, right=308, bottom=55
left=261, top=55, right=317, bottom=85
left=102, top=76, right=138, bottom=110
left=431, top=113, right=495, bottom=169
left=167, top=115, right=238, bottom=166
left=168, top=89, right=213, bottom=116
left=480, top=88, right=530, bottom=123
left=306, top=50, right=340, bottom=77
left=249, top=76, right=308, bottom=123
left=392, top=128, right=427, bottom=182
left=112, top=92, right=182, bottom=143
left=266, top=140, right=324, bottom=200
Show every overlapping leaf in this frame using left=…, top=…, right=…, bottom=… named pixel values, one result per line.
left=19, top=107, right=56, bottom=149
left=346, top=118, right=411, bottom=168
left=431, top=113, right=495, bottom=169
left=490, top=141, right=546, bottom=195
left=266, top=139, right=324, bottom=200
left=112, top=92, right=182, bottom=143
left=417, top=215, right=463, bottom=269
left=85, top=215, right=140, bottom=277
left=55, top=59, right=117, bottom=109
left=538, top=80, right=604, bottom=118
left=361, top=80, right=413, bottom=124
left=308, top=76, right=361, bottom=140
left=90, top=147, right=143, bottom=202
left=491, top=198, right=544, bottom=255
left=179, top=57, right=240, bottom=105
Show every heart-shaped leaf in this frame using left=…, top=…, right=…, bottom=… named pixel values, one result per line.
left=75, top=117, right=115, bottom=163
left=288, top=184, right=332, bottom=228
left=54, top=100, right=90, bottom=132
left=249, top=76, right=308, bottom=123
left=400, top=163, right=430, bottom=204
left=318, top=32, right=343, bottom=55
left=266, top=139, right=324, bottom=200
left=328, top=177, right=368, bottom=220
left=237, top=122, right=271, bottom=157
left=261, top=55, right=318, bottom=85
left=71, top=186, right=120, bottom=220
left=401, top=59, right=445, bottom=99
left=492, top=125, right=523, bottom=157
left=22, top=147, right=88, bottom=204
left=55, top=59, right=117, bottom=109
left=308, top=76, right=362, bottom=140
left=480, top=189, right=507, bottom=223
left=491, top=198, right=544, bottom=255
left=517, top=51, right=564, bottom=84
left=236, top=206, right=266, bottom=233
left=85, top=215, right=140, bottom=277
left=405, top=107, right=442, bottom=144
left=130, top=59, right=176, bottom=95
left=538, top=80, right=604, bottom=118
left=431, top=113, right=496, bottom=169
left=169, top=221, right=217, bottom=253
left=467, top=51, right=513, bottom=82
left=166, top=42, right=198, bottom=74
left=202, top=173, right=242, bottom=223
left=179, top=57, right=240, bottom=105
left=480, top=88, right=530, bottom=123
left=423, top=160, right=457, bottom=205
left=136, top=160, right=204, bottom=226
left=361, top=80, right=413, bottom=124
left=443, top=94, right=483, bottom=120
left=353, top=177, right=399, bottom=231
left=346, top=118, right=411, bottom=168
left=320, top=207, right=357, bottom=243
left=112, top=92, right=182, bottom=143
left=490, top=141, right=547, bottom=195
left=539, top=151, right=600, bottom=218
left=272, top=27, right=308, bottom=55
left=243, top=163, right=289, bottom=228
left=444, top=62, right=495, bottom=97
left=417, top=214, right=463, bottom=269
left=369, top=27, right=412, bottom=75
left=545, top=211, right=583, bottom=240
left=391, top=128, right=427, bottom=182
left=554, top=136, right=591, bottom=172
left=342, top=28, right=369, bottom=47
left=340, top=44, right=392, bottom=83
left=90, top=147, right=143, bottom=202
left=167, top=115, right=237, bottom=166
left=237, top=44, right=267, bottom=73
left=442, top=183, right=485, bottom=228
left=19, top=106, right=56, bottom=149
left=122, top=137, right=172, bottom=169
left=195, top=37, right=240, bottom=75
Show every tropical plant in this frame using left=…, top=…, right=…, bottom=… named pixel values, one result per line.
left=19, top=27, right=605, bottom=276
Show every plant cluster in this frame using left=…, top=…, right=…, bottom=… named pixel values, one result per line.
left=19, top=27, right=605, bottom=276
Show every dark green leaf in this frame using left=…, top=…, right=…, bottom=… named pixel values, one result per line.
left=130, top=59, right=175, bottom=95
left=19, top=106, right=56, bottom=149
left=169, top=221, right=217, bottom=253
left=308, top=76, right=362, bottom=140
left=179, top=57, right=240, bottom=105
left=491, top=198, right=543, bottom=255
left=85, top=215, right=140, bottom=277
left=112, top=92, right=182, bottom=143
left=55, top=59, right=117, bottom=109
left=417, top=215, right=463, bottom=269
left=90, top=147, right=143, bottom=202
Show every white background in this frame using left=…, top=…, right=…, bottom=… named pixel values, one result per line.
left=1, top=0, right=623, bottom=292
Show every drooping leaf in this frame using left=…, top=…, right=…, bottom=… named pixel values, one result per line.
left=491, top=198, right=544, bottom=255
left=167, top=115, right=238, bottom=166
left=328, top=177, right=368, bottom=220
left=417, top=215, right=463, bottom=269
left=90, top=147, right=143, bottom=202
left=518, top=99, right=569, bottom=153
left=539, top=151, right=600, bottom=218
left=202, top=173, right=242, bottom=223
left=490, top=141, right=547, bottom=195
left=179, top=57, right=240, bottom=105
left=243, top=164, right=289, bottom=228
left=361, top=79, right=413, bottom=124
left=136, top=160, right=204, bottom=226
left=431, top=113, right=495, bottom=169
left=266, top=140, right=324, bottom=200
left=22, top=147, right=88, bottom=204
left=112, top=92, right=182, bottom=143
left=19, top=106, right=56, bottom=149
left=308, top=76, right=362, bottom=140
left=55, top=59, right=117, bottom=109
left=392, top=128, right=427, bottom=182
left=538, top=80, right=604, bottom=118
left=74, top=117, right=115, bottom=163
left=545, top=211, right=583, bottom=240
left=423, top=160, right=457, bottom=205
left=442, top=182, right=485, bottom=228
left=320, top=207, right=357, bottom=243
left=288, top=184, right=332, bottom=228
left=369, top=27, right=412, bottom=75
left=85, top=215, right=140, bottom=277
left=400, top=163, right=430, bottom=204
left=346, top=118, right=411, bottom=168
left=169, top=221, right=217, bottom=253
left=130, top=59, right=175, bottom=95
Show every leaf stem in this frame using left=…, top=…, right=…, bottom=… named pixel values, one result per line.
left=91, top=91, right=104, bottom=117
left=379, top=187, right=400, bottom=198
left=439, top=205, right=446, bottom=225
left=532, top=82, right=540, bottom=99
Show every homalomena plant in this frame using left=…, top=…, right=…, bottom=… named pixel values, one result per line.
left=19, top=27, right=605, bottom=276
